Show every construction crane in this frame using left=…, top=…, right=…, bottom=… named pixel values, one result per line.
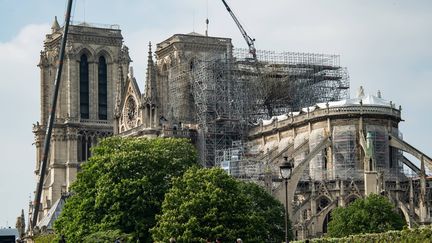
left=31, top=0, right=73, bottom=229
left=221, top=0, right=292, bottom=119
left=221, top=0, right=257, bottom=60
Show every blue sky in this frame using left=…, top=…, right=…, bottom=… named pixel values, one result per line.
left=0, top=0, right=431, bottom=227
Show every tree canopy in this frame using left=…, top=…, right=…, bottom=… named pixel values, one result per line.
left=54, top=137, right=197, bottom=242
left=151, top=167, right=290, bottom=242
left=327, top=194, right=405, bottom=237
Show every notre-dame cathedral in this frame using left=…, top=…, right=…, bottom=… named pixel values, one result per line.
left=31, top=17, right=235, bottom=227
left=32, top=17, right=432, bottom=239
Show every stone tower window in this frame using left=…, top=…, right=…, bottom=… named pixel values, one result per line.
left=77, top=132, right=92, bottom=162
left=80, top=54, right=90, bottom=119
left=98, top=56, right=108, bottom=120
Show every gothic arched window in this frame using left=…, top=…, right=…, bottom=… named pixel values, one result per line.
left=80, top=54, right=89, bottom=119
left=98, top=56, right=108, bottom=120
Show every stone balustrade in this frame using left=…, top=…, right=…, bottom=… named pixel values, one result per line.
left=249, top=105, right=401, bottom=136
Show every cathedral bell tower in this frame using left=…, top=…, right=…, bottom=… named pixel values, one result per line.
left=33, top=17, right=130, bottom=222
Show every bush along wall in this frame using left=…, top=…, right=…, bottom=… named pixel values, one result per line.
left=294, top=225, right=432, bottom=243
left=33, top=233, right=57, bottom=243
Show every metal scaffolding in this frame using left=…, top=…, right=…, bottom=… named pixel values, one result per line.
left=163, top=45, right=350, bottom=166
left=190, top=56, right=246, bottom=166
left=232, top=48, right=349, bottom=120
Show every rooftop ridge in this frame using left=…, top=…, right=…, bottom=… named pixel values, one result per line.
left=69, top=21, right=120, bottom=30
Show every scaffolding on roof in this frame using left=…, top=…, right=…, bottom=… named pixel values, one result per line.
left=190, top=55, right=247, bottom=166
left=162, top=45, right=350, bottom=166
left=232, top=48, right=350, bottom=119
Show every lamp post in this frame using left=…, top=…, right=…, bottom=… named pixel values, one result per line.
left=280, top=156, right=294, bottom=243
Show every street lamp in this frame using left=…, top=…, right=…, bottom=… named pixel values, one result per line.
left=280, top=156, right=294, bottom=243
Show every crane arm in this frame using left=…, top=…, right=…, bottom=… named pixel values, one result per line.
left=32, top=0, right=73, bottom=228
left=221, top=0, right=256, bottom=59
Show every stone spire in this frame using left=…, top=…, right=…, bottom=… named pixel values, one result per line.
left=143, top=42, right=160, bottom=128
left=145, top=42, right=157, bottom=102
left=357, top=86, right=365, bottom=99
left=15, top=209, right=25, bottom=238
left=51, top=16, right=60, bottom=33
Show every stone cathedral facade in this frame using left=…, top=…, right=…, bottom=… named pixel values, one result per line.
left=32, top=18, right=432, bottom=240
left=32, top=19, right=130, bottom=224
left=32, top=19, right=209, bottom=226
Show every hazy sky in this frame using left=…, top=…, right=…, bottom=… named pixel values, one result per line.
left=0, top=0, right=431, bottom=227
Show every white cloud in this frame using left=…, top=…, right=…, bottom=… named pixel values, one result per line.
left=0, top=23, right=49, bottom=227
left=0, top=24, right=48, bottom=89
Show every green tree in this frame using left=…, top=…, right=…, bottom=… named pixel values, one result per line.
left=81, top=230, right=134, bottom=243
left=33, top=233, right=56, bottom=243
left=54, top=137, right=197, bottom=242
left=327, top=194, right=405, bottom=237
left=151, top=167, right=289, bottom=242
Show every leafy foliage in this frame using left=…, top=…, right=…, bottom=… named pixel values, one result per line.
left=81, top=230, right=134, bottom=242
left=327, top=194, right=405, bottom=237
left=295, top=225, right=432, bottom=243
left=151, top=167, right=289, bottom=242
left=54, top=137, right=197, bottom=242
left=33, top=233, right=57, bottom=243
